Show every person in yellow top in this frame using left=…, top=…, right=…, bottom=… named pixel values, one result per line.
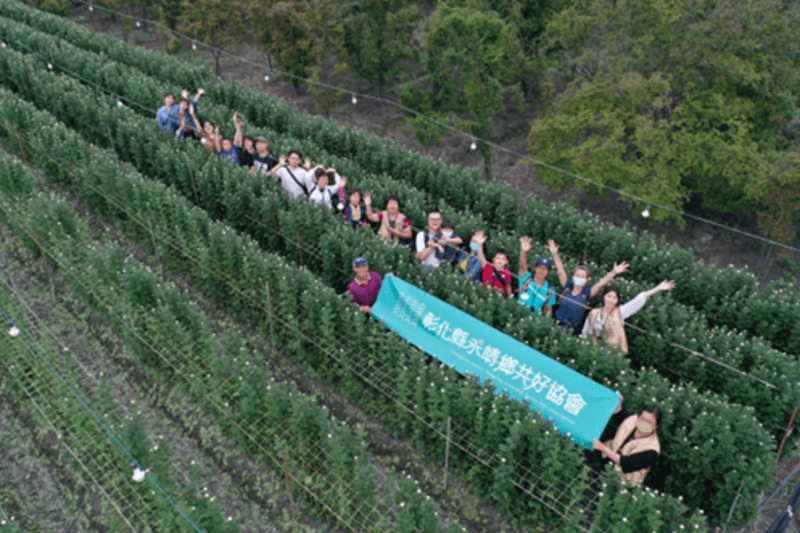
left=592, top=394, right=661, bottom=488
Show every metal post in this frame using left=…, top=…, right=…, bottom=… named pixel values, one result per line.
left=776, top=406, right=798, bottom=463
left=32, top=230, right=49, bottom=271
left=444, top=416, right=451, bottom=490
left=265, top=282, right=275, bottom=351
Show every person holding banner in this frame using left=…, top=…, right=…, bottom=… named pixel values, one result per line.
left=581, top=280, right=677, bottom=353
left=348, top=256, right=383, bottom=312
left=518, top=236, right=556, bottom=316
left=593, top=394, right=661, bottom=488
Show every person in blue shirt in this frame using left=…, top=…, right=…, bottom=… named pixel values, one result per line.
left=219, top=112, right=244, bottom=165
left=517, top=236, right=556, bottom=317
left=156, top=92, right=180, bottom=135
left=175, top=88, right=204, bottom=139
left=549, top=239, right=630, bottom=334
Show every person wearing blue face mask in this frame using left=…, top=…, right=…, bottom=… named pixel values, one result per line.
left=457, top=230, right=487, bottom=283
left=435, top=220, right=463, bottom=264
left=548, top=239, right=630, bottom=335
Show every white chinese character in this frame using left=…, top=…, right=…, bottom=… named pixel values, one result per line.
left=564, top=393, right=587, bottom=416
left=451, top=328, right=470, bottom=348
left=422, top=312, right=440, bottom=331
left=409, top=298, right=426, bottom=321
left=526, top=372, right=551, bottom=393
left=496, top=355, right=519, bottom=375
left=513, top=364, right=535, bottom=388
left=464, top=337, right=483, bottom=356
left=438, top=321, right=453, bottom=341
left=481, top=346, right=501, bottom=367
left=546, top=382, right=568, bottom=406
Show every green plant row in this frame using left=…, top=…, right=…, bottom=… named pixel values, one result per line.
left=0, top=90, right=715, bottom=531
left=0, top=35, right=789, bottom=463
left=0, top=31, right=795, bottom=449
left=0, top=76, right=765, bottom=528
left=0, top=46, right=772, bottom=522
left=0, top=154, right=466, bottom=533
left=0, top=11, right=795, bottom=363
left=0, top=280, right=237, bottom=532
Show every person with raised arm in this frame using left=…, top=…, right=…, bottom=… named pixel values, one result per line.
left=219, top=112, right=243, bottom=165
left=309, top=168, right=342, bottom=209
left=473, top=232, right=512, bottom=297
left=593, top=393, right=661, bottom=488
left=581, top=280, right=676, bottom=353
left=364, top=194, right=413, bottom=248
left=517, top=236, right=556, bottom=317
left=549, top=239, right=630, bottom=334
left=269, top=149, right=315, bottom=199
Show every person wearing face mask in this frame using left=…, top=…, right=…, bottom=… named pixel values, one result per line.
left=435, top=221, right=464, bottom=263
left=549, top=239, right=631, bottom=334
left=457, top=230, right=487, bottom=283
left=581, top=281, right=677, bottom=353
left=593, top=393, right=661, bottom=488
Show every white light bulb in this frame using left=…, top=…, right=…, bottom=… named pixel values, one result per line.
left=47, top=62, right=53, bottom=70
left=88, top=5, right=94, bottom=11
left=642, top=206, right=650, bottom=218
left=117, top=97, right=124, bottom=107
left=351, top=94, right=357, bottom=104
left=264, top=74, right=270, bottom=81
left=192, top=43, right=197, bottom=50
left=9, top=326, right=20, bottom=337
left=136, top=20, right=141, bottom=27
left=470, top=141, right=477, bottom=151
left=132, top=467, right=147, bottom=482
left=1, top=41, right=6, bottom=48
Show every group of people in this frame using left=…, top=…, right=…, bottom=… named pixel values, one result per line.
left=158, top=91, right=666, bottom=489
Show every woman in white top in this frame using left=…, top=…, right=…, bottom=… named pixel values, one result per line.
left=308, top=168, right=342, bottom=209
left=581, top=280, right=676, bottom=353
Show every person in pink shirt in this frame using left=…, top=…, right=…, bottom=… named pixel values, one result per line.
left=348, top=256, right=383, bottom=312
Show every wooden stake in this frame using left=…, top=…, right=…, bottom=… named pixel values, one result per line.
left=67, top=163, right=79, bottom=198
left=11, top=122, right=26, bottom=163
left=187, top=160, right=200, bottom=207
left=147, top=217, right=160, bottom=266
left=281, top=451, right=295, bottom=515
left=33, top=230, right=49, bottom=270
left=265, top=282, right=275, bottom=352
left=444, top=416, right=451, bottom=490
left=296, top=230, right=303, bottom=267
left=776, top=406, right=798, bottom=463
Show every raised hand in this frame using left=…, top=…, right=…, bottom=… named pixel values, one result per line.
left=339, top=175, right=348, bottom=188
left=473, top=230, right=487, bottom=245
left=612, top=261, right=630, bottom=276
left=547, top=238, right=559, bottom=255
left=520, top=236, right=533, bottom=252
left=363, top=193, right=372, bottom=206
left=658, top=280, right=676, bottom=292
left=304, top=156, right=312, bottom=168
left=181, top=89, right=189, bottom=99
left=279, top=154, right=286, bottom=164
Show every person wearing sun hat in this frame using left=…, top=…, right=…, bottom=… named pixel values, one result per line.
left=348, top=256, right=383, bottom=313
left=518, top=236, right=556, bottom=317
left=593, top=393, right=661, bottom=488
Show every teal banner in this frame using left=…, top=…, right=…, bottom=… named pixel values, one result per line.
left=371, top=276, right=620, bottom=448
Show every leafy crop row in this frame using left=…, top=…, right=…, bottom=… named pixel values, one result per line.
left=0, top=86, right=715, bottom=531
left=0, top=68, right=765, bottom=527
left=0, top=279, right=237, bottom=532
left=0, top=153, right=464, bottom=533
left=0, top=9, right=796, bottom=363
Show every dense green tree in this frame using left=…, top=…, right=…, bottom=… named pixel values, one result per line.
left=530, top=0, right=800, bottom=226
left=400, top=3, right=526, bottom=180
left=343, top=0, right=419, bottom=97
left=179, top=0, right=249, bottom=78
left=255, top=0, right=348, bottom=106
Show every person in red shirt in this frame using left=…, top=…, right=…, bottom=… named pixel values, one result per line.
left=479, top=242, right=513, bottom=297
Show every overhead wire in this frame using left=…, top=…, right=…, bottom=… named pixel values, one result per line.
left=59, top=0, right=800, bottom=256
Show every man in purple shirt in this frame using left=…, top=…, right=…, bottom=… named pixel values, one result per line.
left=348, top=256, right=383, bottom=312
